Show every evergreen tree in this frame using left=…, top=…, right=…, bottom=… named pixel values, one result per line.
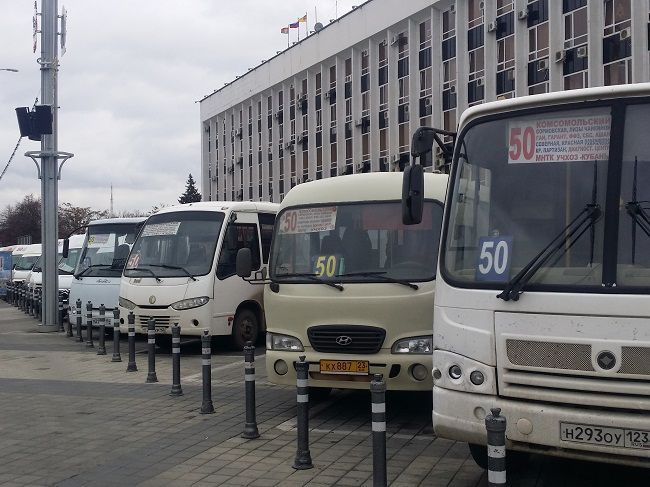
left=178, top=173, right=202, bottom=204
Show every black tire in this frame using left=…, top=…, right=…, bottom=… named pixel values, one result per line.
left=468, top=443, right=530, bottom=471
left=230, top=309, right=259, bottom=351
left=309, top=387, right=332, bottom=402
left=468, top=443, right=488, bottom=469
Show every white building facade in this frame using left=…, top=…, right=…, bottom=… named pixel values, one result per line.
left=200, top=0, right=648, bottom=203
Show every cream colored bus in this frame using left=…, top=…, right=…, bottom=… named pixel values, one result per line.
left=240, top=172, right=447, bottom=394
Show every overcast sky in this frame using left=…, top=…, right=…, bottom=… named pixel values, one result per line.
left=0, top=0, right=358, bottom=215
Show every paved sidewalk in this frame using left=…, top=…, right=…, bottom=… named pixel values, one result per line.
left=0, top=301, right=646, bottom=486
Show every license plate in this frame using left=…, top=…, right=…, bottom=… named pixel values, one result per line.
left=561, top=422, right=650, bottom=450
left=320, top=359, right=369, bottom=375
left=140, top=325, right=166, bottom=333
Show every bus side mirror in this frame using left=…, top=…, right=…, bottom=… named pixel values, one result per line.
left=402, top=164, right=424, bottom=225
left=236, top=248, right=253, bottom=278
left=62, top=238, right=69, bottom=258
left=411, top=127, right=435, bottom=158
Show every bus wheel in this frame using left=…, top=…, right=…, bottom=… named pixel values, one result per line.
left=468, top=444, right=488, bottom=469
left=231, top=309, right=258, bottom=350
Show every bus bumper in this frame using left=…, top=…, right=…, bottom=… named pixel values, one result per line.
left=266, top=349, right=433, bottom=391
left=432, top=386, right=650, bottom=467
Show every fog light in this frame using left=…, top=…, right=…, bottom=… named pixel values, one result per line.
left=411, top=364, right=428, bottom=381
left=432, top=367, right=442, bottom=380
left=191, top=319, right=199, bottom=327
left=449, top=365, right=462, bottom=380
left=470, top=370, right=485, bottom=385
left=274, top=359, right=288, bottom=375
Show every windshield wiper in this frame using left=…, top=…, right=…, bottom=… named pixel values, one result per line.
left=125, top=266, right=162, bottom=282
left=75, top=264, right=112, bottom=279
left=275, top=272, right=344, bottom=291
left=625, top=201, right=650, bottom=239
left=497, top=203, right=602, bottom=302
left=146, top=264, right=197, bottom=281
left=340, top=271, right=419, bottom=290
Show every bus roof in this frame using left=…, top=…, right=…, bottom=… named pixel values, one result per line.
left=280, top=172, right=448, bottom=209
left=18, top=243, right=42, bottom=256
left=459, top=82, right=650, bottom=129
left=151, top=201, right=279, bottom=216
left=88, top=217, right=147, bottom=226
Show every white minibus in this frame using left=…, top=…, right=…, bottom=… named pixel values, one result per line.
left=118, top=201, right=278, bottom=349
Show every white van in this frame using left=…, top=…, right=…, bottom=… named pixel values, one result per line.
left=118, top=201, right=279, bottom=349
left=29, top=235, right=85, bottom=293
left=68, top=218, right=145, bottom=326
left=242, top=173, right=447, bottom=392
left=12, top=244, right=41, bottom=284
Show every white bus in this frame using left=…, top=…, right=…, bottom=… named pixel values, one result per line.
left=238, top=173, right=447, bottom=394
left=12, top=244, right=41, bottom=284
left=118, top=201, right=278, bottom=349
left=68, top=218, right=145, bottom=326
left=405, top=84, right=650, bottom=467
left=29, top=235, right=85, bottom=294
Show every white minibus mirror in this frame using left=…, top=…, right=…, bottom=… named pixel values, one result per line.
left=236, top=248, right=253, bottom=278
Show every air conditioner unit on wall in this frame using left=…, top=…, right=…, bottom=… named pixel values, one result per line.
left=620, top=27, right=631, bottom=40
left=518, top=8, right=528, bottom=20
left=487, top=21, right=497, bottom=33
left=538, top=59, right=548, bottom=71
left=555, top=50, right=565, bottom=63
left=476, top=78, right=484, bottom=87
left=577, top=45, right=587, bottom=58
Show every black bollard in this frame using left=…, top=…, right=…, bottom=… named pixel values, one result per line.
left=85, top=301, right=94, bottom=348
left=145, top=318, right=158, bottom=383
left=28, top=286, right=34, bottom=316
left=200, top=329, right=214, bottom=414
left=36, top=288, right=42, bottom=321
left=66, top=296, right=74, bottom=337
left=293, top=355, right=313, bottom=470
left=58, top=292, right=64, bottom=331
left=111, top=308, right=121, bottom=362
left=126, top=311, right=137, bottom=372
left=75, top=299, right=83, bottom=342
left=97, top=304, right=107, bottom=355
left=241, top=341, right=260, bottom=439
left=370, top=374, right=387, bottom=487
left=486, top=408, right=507, bottom=487
left=170, top=323, right=183, bottom=396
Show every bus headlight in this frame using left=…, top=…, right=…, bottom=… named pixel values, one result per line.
left=391, top=336, right=433, bottom=354
left=267, top=333, right=304, bottom=351
left=119, top=296, right=136, bottom=310
left=170, top=296, right=209, bottom=310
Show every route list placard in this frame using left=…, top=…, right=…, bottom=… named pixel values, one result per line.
left=278, top=207, right=338, bottom=235
left=508, top=114, right=611, bottom=164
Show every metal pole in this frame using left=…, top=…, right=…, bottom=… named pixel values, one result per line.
left=97, top=304, right=106, bottom=355
left=85, top=300, right=93, bottom=348
left=200, top=329, right=214, bottom=414
left=58, top=292, right=64, bottom=331
left=293, top=355, right=313, bottom=470
left=37, top=0, right=60, bottom=332
left=241, top=341, right=260, bottom=439
left=170, top=323, right=183, bottom=396
left=370, top=373, right=387, bottom=487
left=75, top=298, right=82, bottom=341
left=145, top=318, right=158, bottom=383
left=486, top=408, right=507, bottom=487
left=111, top=308, right=121, bottom=362
left=126, top=311, right=137, bottom=372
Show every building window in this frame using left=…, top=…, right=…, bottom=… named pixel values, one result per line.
left=467, top=0, right=485, bottom=106
left=527, top=0, right=549, bottom=94
left=603, top=0, right=632, bottom=86
left=442, top=7, right=456, bottom=138
left=419, top=19, right=432, bottom=128
left=562, top=0, right=588, bottom=90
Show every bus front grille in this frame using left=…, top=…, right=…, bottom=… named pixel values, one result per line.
left=307, top=325, right=386, bottom=354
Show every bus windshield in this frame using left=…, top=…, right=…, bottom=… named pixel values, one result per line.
left=76, top=224, right=140, bottom=278
left=443, top=101, right=650, bottom=293
left=270, top=201, right=443, bottom=283
left=124, top=211, right=224, bottom=279
left=14, top=255, right=39, bottom=271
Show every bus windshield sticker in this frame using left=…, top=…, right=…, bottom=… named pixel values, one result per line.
left=87, top=234, right=110, bottom=248
left=278, top=207, right=338, bottom=235
left=127, top=253, right=141, bottom=269
left=508, top=115, right=611, bottom=164
left=476, top=236, right=513, bottom=282
left=312, top=254, right=345, bottom=278
left=141, top=221, right=181, bottom=237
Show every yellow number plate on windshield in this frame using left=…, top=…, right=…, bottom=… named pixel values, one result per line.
left=320, top=360, right=369, bottom=375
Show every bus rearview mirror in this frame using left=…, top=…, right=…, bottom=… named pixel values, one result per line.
left=410, top=127, right=435, bottom=158
left=62, top=238, right=69, bottom=258
left=236, top=247, right=253, bottom=278
left=402, top=164, right=424, bottom=225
